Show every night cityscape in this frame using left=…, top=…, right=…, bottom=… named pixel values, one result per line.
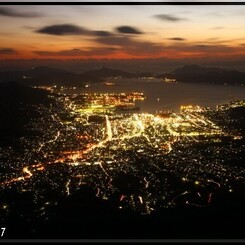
left=0, top=3, right=245, bottom=241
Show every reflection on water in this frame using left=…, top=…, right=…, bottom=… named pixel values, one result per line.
left=73, top=78, right=245, bottom=113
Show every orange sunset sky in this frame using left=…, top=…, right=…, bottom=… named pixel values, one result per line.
left=1, top=4, right=245, bottom=61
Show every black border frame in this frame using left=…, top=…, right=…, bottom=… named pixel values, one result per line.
left=0, top=1, right=245, bottom=243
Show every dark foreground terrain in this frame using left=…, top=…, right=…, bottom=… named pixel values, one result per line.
left=0, top=82, right=244, bottom=240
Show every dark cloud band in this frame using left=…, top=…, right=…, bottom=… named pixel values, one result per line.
left=33, top=48, right=117, bottom=57
left=168, top=37, right=186, bottom=41
left=0, top=7, right=43, bottom=18
left=154, top=14, right=186, bottom=22
left=36, top=24, right=112, bottom=37
left=36, top=24, right=87, bottom=35
left=116, top=26, right=143, bottom=35
left=0, top=48, right=18, bottom=54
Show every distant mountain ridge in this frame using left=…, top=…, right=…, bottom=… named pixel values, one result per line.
left=0, top=66, right=139, bottom=86
left=173, top=65, right=227, bottom=74
left=159, top=65, right=245, bottom=85
left=0, top=66, right=99, bottom=86
left=82, top=67, right=135, bottom=78
left=0, top=64, right=245, bottom=86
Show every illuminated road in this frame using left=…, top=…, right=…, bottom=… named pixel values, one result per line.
left=144, top=177, right=149, bottom=188
left=171, top=191, right=189, bottom=205
left=106, top=115, right=112, bottom=140
left=23, top=166, right=33, bottom=178
left=37, top=130, right=60, bottom=153
left=65, top=179, right=71, bottom=196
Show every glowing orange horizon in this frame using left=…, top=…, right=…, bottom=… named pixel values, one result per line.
left=1, top=5, right=245, bottom=62
left=1, top=50, right=245, bottom=61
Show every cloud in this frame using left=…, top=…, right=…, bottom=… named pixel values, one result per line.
left=0, top=7, right=43, bottom=18
left=36, top=24, right=112, bottom=37
left=95, top=36, right=133, bottom=46
left=33, top=47, right=117, bottom=57
left=94, top=35, right=236, bottom=58
left=116, top=26, right=143, bottom=35
left=210, top=26, right=224, bottom=30
left=36, top=24, right=87, bottom=35
left=168, top=37, right=186, bottom=41
left=171, top=44, right=235, bottom=54
left=91, top=30, right=112, bottom=37
left=194, top=45, right=211, bottom=48
left=0, top=48, right=17, bottom=54
left=154, top=14, right=186, bottom=22
left=95, top=36, right=164, bottom=56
